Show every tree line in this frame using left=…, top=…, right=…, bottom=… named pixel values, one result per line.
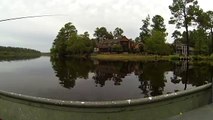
left=169, top=0, right=213, bottom=56
left=51, top=0, right=213, bottom=57
left=136, top=15, right=172, bottom=55
left=50, top=23, right=126, bottom=57
left=0, top=46, right=41, bottom=58
left=51, top=23, right=94, bottom=57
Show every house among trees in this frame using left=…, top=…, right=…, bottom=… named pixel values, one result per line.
left=95, top=36, right=135, bottom=53
left=174, top=41, right=194, bottom=56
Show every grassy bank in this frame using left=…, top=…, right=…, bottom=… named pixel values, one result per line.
left=91, top=54, right=171, bottom=61
left=91, top=54, right=213, bottom=61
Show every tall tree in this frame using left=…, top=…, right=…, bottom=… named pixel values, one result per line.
left=172, top=30, right=182, bottom=41
left=107, top=32, right=114, bottom=39
left=151, top=15, right=166, bottom=32
left=51, top=22, right=77, bottom=56
left=207, top=11, right=213, bottom=54
left=191, top=29, right=209, bottom=54
left=145, top=15, right=171, bottom=55
left=145, top=30, right=171, bottom=55
left=113, top=27, right=124, bottom=39
left=94, top=27, right=113, bottom=42
left=83, top=31, right=90, bottom=38
left=172, top=30, right=182, bottom=53
left=196, top=9, right=209, bottom=29
left=192, top=9, right=213, bottom=54
left=140, top=15, right=151, bottom=43
left=51, top=22, right=94, bottom=56
left=135, top=37, right=141, bottom=43
left=169, top=0, right=200, bottom=57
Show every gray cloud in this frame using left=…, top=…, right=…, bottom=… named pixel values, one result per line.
left=0, top=0, right=212, bottom=52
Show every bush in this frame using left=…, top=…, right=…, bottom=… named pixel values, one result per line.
left=209, top=54, right=213, bottom=60
left=192, top=55, right=205, bottom=61
left=111, top=44, right=123, bottom=52
left=170, top=55, right=180, bottom=60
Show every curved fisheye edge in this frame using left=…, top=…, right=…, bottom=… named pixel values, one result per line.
left=0, top=83, right=211, bottom=108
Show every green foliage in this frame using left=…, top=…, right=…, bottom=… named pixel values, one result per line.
left=210, top=54, right=213, bottom=60
left=192, top=55, right=203, bottom=60
left=51, top=22, right=94, bottom=57
left=0, top=46, right=41, bottom=58
left=206, top=11, right=213, bottom=54
left=169, top=0, right=199, bottom=28
left=172, top=30, right=182, bottom=41
left=196, top=9, right=210, bottom=29
left=172, top=30, right=183, bottom=53
left=51, top=22, right=77, bottom=56
left=170, top=55, right=180, bottom=60
left=207, top=11, right=213, bottom=27
left=111, top=44, right=123, bottom=52
left=140, top=15, right=151, bottom=42
left=169, top=1, right=213, bottom=56
left=170, top=1, right=213, bottom=56
left=145, top=30, right=171, bottom=55
left=113, top=27, right=124, bottom=39
left=151, top=15, right=166, bottom=32
left=93, top=27, right=113, bottom=42
left=138, top=14, right=172, bottom=55
left=191, top=29, right=209, bottom=54
left=83, top=31, right=90, bottom=38
left=134, top=37, right=140, bottom=43
left=169, top=0, right=200, bottom=56
left=143, top=15, right=171, bottom=55
left=66, top=34, right=93, bottom=55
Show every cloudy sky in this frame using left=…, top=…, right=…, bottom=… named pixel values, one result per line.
left=0, top=0, right=212, bottom=52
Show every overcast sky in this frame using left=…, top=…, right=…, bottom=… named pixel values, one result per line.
left=0, top=0, right=212, bottom=52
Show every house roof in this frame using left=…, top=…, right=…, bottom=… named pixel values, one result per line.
left=97, top=36, right=133, bottom=48
left=119, top=36, right=129, bottom=42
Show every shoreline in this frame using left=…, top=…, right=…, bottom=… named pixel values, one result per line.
left=91, top=54, right=170, bottom=61
left=91, top=54, right=213, bottom=62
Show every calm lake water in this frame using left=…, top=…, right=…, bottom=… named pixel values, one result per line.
left=0, top=56, right=212, bottom=101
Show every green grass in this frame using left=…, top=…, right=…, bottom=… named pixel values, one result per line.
left=91, top=54, right=213, bottom=62
left=91, top=54, right=171, bottom=61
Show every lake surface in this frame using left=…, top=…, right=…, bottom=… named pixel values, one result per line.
left=0, top=56, right=212, bottom=101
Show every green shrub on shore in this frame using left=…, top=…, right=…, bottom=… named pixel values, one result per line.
left=169, top=55, right=180, bottom=60
left=192, top=55, right=203, bottom=61
left=209, top=54, right=213, bottom=60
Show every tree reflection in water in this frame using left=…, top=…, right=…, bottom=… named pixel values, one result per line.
left=173, top=61, right=212, bottom=88
left=50, top=57, right=212, bottom=97
left=138, top=62, right=172, bottom=97
left=50, top=57, right=95, bottom=89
